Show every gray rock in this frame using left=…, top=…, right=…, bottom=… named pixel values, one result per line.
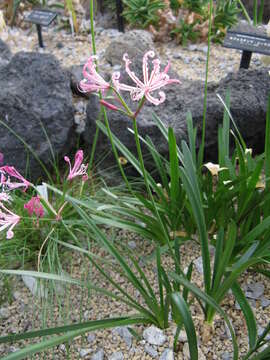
left=194, top=256, right=203, bottom=274
left=258, top=325, right=270, bottom=340
left=245, top=282, right=265, bottom=299
left=128, top=240, right=137, bottom=249
left=22, top=275, right=48, bottom=298
left=80, top=348, right=91, bottom=358
left=108, top=351, right=124, bottom=360
left=143, top=326, right=166, bottom=346
left=113, top=326, right=133, bottom=348
left=160, top=349, right=174, bottom=360
left=0, top=307, right=10, bottom=319
left=0, top=39, right=11, bottom=68
left=59, top=344, right=67, bottom=353
left=222, top=352, right=233, bottom=360
left=105, top=30, right=154, bottom=66
left=87, top=333, right=96, bottom=344
left=0, top=52, right=74, bottom=181
left=261, top=296, right=270, bottom=308
left=91, top=349, right=105, bottom=360
left=145, top=344, right=158, bottom=358
left=176, top=329, right=188, bottom=342
left=84, top=54, right=270, bottom=176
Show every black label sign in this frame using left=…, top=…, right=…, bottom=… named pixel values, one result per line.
left=223, top=31, right=270, bottom=56
left=25, top=9, right=57, bottom=27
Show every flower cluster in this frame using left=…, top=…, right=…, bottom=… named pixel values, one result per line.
left=0, top=150, right=88, bottom=239
left=79, top=50, right=180, bottom=111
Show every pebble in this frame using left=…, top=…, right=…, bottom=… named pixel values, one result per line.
left=128, top=240, right=137, bottom=249
left=80, top=348, right=92, bottom=358
left=9, top=346, right=20, bottom=353
left=194, top=256, right=203, bottom=274
left=258, top=325, right=270, bottom=340
left=144, top=344, right=158, bottom=358
left=261, top=296, right=270, bottom=308
left=21, top=275, right=48, bottom=298
left=59, top=344, right=67, bottom=353
left=222, top=352, right=233, bottom=360
left=0, top=307, right=10, bottom=319
left=160, top=349, right=174, bottom=360
left=177, top=329, right=188, bottom=342
left=87, top=333, right=96, bottom=344
left=245, top=282, right=265, bottom=299
left=108, top=351, right=124, bottom=360
left=143, top=326, right=167, bottom=346
left=91, top=349, right=105, bottom=360
left=113, top=326, right=133, bottom=348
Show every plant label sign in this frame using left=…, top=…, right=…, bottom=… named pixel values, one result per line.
left=223, top=30, right=270, bottom=69
left=25, top=9, right=58, bottom=48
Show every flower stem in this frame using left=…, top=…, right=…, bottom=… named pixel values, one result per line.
left=198, top=0, right=213, bottom=168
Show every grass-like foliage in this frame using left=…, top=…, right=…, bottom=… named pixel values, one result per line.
left=0, top=0, right=270, bottom=358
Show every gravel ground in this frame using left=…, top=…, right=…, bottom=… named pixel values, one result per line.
left=0, top=230, right=269, bottom=359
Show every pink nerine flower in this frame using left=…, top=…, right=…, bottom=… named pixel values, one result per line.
left=0, top=166, right=31, bottom=191
left=79, top=56, right=110, bottom=94
left=24, top=196, right=44, bottom=219
left=64, top=150, right=88, bottom=181
left=112, top=51, right=180, bottom=106
left=0, top=202, right=20, bottom=239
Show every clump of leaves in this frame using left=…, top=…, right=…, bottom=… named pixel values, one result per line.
left=149, top=0, right=177, bottom=41
left=122, top=0, right=165, bottom=28
left=172, top=0, right=239, bottom=44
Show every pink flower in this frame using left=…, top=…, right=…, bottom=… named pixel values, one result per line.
left=0, top=193, right=11, bottom=202
left=64, top=150, right=88, bottom=181
left=112, top=51, right=180, bottom=106
left=0, top=202, right=20, bottom=239
left=0, top=166, right=31, bottom=191
left=24, top=196, right=44, bottom=219
left=79, top=56, right=110, bottom=95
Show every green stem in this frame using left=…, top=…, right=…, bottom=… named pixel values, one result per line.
left=101, top=106, right=134, bottom=193
left=132, top=115, right=176, bottom=262
left=258, top=0, right=264, bottom=23
left=88, top=0, right=100, bottom=170
left=237, top=0, right=252, bottom=24
left=253, top=0, right=258, bottom=26
left=198, top=0, right=213, bottom=168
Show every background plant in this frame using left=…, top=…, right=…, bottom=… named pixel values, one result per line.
left=122, top=0, right=165, bottom=28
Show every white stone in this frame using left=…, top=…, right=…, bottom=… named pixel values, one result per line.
left=194, top=256, right=203, bottom=274
left=143, top=326, right=166, bottom=346
left=87, top=333, right=96, bottom=344
left=144, top=344, right=158, bottom=358
left=91, top=349, right=104, bottom=360
left=0, top=307, right=10, bottom=319
left=108, top=351, right=124, bottom=360
left=160, top=349, right=174, bottom=360
left=79, top=348, right=91, bottom=358
left=22, top=275, right=47, bottom=298
left=113, top=326, right=133, bottom=348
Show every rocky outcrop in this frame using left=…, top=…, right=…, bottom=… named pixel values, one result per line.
left=0, top=39, right=11, bottom=69
left=0, top=52, right=75, bottom=180
left=104, top=30, right=154, bottom=66
left=83, top=54, right=270, bottom=174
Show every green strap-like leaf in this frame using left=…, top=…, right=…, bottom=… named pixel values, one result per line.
left=231, top=282, right=257, bottom=349
left=171, top=293, right=198, bottom=360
